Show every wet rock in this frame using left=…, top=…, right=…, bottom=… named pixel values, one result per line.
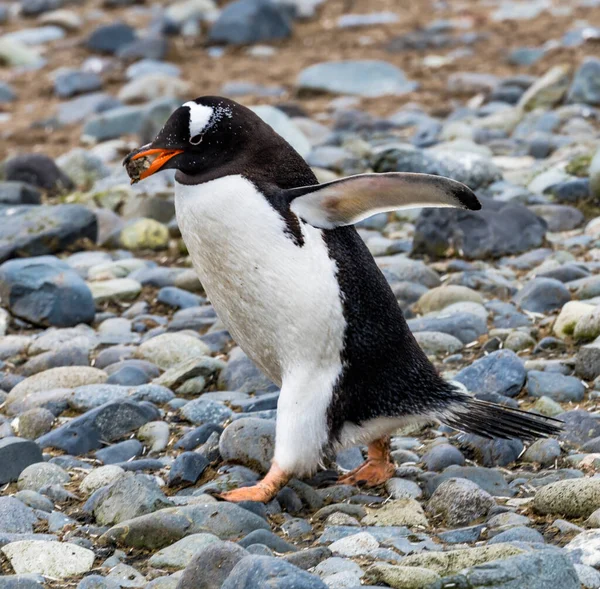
left=0, top=438, right=44, bottom=484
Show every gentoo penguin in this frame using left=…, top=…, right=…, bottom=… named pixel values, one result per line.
left=124, top=96, right=561, bottom=503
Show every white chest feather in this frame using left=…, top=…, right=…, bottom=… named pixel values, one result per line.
left=174, top=175, right=347, bottom=386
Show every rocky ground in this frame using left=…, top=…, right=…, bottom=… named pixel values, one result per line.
left=2, top=0, right=600, bottom=588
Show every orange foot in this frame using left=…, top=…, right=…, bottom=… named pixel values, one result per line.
left=337, top=435, right=396, bottom=487
left=337, top=459, right=396, bottom=487
left=219, top=462, right=290, bottom=504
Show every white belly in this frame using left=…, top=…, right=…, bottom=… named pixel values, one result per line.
left=174, top=175, right=347, bottom=387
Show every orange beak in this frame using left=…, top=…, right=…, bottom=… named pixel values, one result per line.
left=131, top=148, right=184, bottom=181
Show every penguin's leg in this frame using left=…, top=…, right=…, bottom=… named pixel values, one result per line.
left=337, top=436, right=396, bottom=487
left=220, top=370, right=335, bottom=503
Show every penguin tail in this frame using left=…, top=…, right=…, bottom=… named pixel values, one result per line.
left=439, top=397, right=563, bottom=441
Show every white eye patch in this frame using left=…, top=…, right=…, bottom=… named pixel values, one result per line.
left=183, top=101, right=214, bottom=139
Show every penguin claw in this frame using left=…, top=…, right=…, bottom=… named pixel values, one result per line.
left=337, top=460, right=396, bottom=488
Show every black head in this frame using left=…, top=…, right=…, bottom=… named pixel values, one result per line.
left=123, top=96, right=308, bottom=185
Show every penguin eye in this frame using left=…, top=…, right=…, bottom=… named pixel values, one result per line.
left=189, top=134, right=203, bottom=145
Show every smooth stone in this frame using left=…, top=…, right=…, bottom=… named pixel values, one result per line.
left=0, top=204, right=96, bottom=264
left=167, top=452, right=210, bottom=486
left=137, top=333, right=210, bottom=370
left=0, top=438, right=44, bottom=484
left=426, top=466, right=512, bottom=497
left=17, top=408, right=55, bottom=439
left=36, top=401, right=159, bottom=455
left=250, top=105, right=311, bottom=158
left=86, top=23, right=136, bottom=54
left=514, top=277, right=571, bottom=313
left=99, top=503, right=270, bottom=549
left=565, top=530, right=600, bottom=567
left=568, top=57, right=600, bottom=105
left=180, top=398, right=233, bottom=425
left=534, top=478, right=600, bottom=518
left=0, top=497, right=38, bottom=534
left=526, top=371, right=585, bottom=402
left=0, top=182, right=41, bottom=205
left=522, top=438, right=562, bottom=466
left=367, top=564, right=440, bottom=589
left=175, top=540, right=249, bottom=589
left=553, top=301, right=595, bottom=338
left=88, top=278, right=142, bottom=303
left=413, top=331, right=463, bottom=355
left=407, top=312, right=486, bottom=344
left=576, top=340, right=600, bottom=380
left=80, top=465, right=125, bottom=495
left=297, top=60, right=417, bottom=98
left=421, top=444, right=465, bottom=471
left=417, top=285, right=483, bottom=314
left=454, top=349, right=525, bottom=397
left=96, top=439, right=143, bottom=464
left=219, top=417, right=275, bottom=473
left=574, top=307, right=600, bottom=341
left=148, top=533, right=220, bottom=569
left=218, top=347, right=277, bottom=393
left=362, top=499, right=428, bottom=528
left=1, top=541, right=94, bottom=578
left=208, top=0, right=291, bottom=45
left=427, top=478, right=494, bottom=527
left=17, top=462, right=69, bottom=492
left=239, top=529, right=298, bottom=553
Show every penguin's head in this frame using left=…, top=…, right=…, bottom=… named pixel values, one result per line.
left=124, top=96, right=267, bottom=182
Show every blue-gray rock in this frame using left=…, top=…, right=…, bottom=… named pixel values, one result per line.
left=537, top=263, right=590, bottom=283
left=407, top=312, right=486, bottom=344
left=526, top=371, right=585, bottom=402
left=221, top=555, right=327, bottom=589
left=455, top=547, right=579, bottom=589
left=0, top=204, right=97, bottom=263
left=0, top=81, right=16, bottom=103
left=76, top=575, right=121, bottom=589
left=545, top=178, right=591, bottom=204
left=86, top=23, right=136, bottom=54
left=93, top=473, right=172, bottom=525
left=568, top=57, right=600, bottom=105
left=0, top=182, right=41, bottom=205
left=283, top=547, right=331, bottom=570
left=21, top=347, right=89, bottom=377
left=422, top=444, right=465, bottom=471
left=219, top=417, right=275, bottom=473
left=488, top=525, right=545, bottom=544
left=412, top=198, right=547, bottom=260
left=523, top=438, right=561, bottom=466
left=209, top=0, right=291, bottom=45
left=238, top=529, right=298, bottom=553
left=117, top=35, right=168, bottom=61
left=508, top=47, right=546, bottom=66
left=298, top=60, right=417, bottom=98
left=57, top=92, right=122, bottom=126
left=558, top=410, right=600, bottom=446
left=37, top=401, right=159, bottom=455
left=180, top=398, right=233, bottom=425
left=175, top=424, right=223, bottom=451
left=106, top=365, right=148, bottom=386
left=17, top=408, right=55, bottom=439
left=218, top=347, right=277, bottom=393
left=461, top=435, right=524, bottom=467
left=0, top=437, right=44, bottom=484
left=176, top=541, right=249, bottom=589
left=437, top=524, right=484, bottom=544
left=54, top=69, right=102, bottom=98
left=454, top=350, right=526, bottom=398
left=0, top=258, right=95, bottom=327
left=126, top=59, right=181, bottom=80
left=157, top=286, right=203, bottom=309
left=426, top=465, right=512, bottom=497
left=4, top=154, right=73, bottom=195
left=0, top=496, right=38, bottom=533
left=0, top=576, right=46, bottom=589
left=168, top=305, right=217, bottom=331
left=168, top=452, right=209, bottom=487
left=529, top=204, right=585, bottom=232
left=514, top=278, right=571, bottom=313
left=96, top=439, right=143, bottom=464
left=427, top=477, right=495, bottom=527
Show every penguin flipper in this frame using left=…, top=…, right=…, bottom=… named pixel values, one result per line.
left=286, top=172, right=481, bottom=229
